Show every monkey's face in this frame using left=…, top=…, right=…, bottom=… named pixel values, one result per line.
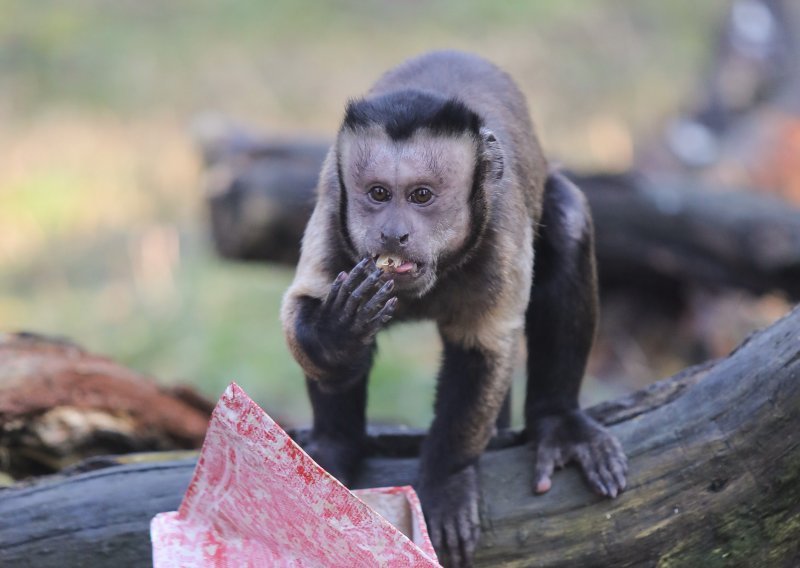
left=338, top=127, right=478, bottom=297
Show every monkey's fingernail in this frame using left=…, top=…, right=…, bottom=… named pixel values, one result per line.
left=535, top=477, right=551, bottom=494
left=388, top=297, right=398, bottom=308
left=336, top=272, right=347, bottom=282
left=383, top=280, right=395, bottom=291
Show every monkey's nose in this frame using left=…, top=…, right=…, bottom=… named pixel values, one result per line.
left=380, top=232, right=410, bottom=247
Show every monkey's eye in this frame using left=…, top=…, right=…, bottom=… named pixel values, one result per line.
left=409, top=187, right=433, bottom=205
left=368, top=186, right=391, bottom=203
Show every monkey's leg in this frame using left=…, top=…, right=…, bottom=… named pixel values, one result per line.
left=419, top=335, right=516, bottom=567
left=495, top=390, right=511, bottom=430
left=305, top=374, right=368, bottom=486
left=525, top=171, right=627, bottom=498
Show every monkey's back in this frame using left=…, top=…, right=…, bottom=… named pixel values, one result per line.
left=369, top=50, right=546, bottom=221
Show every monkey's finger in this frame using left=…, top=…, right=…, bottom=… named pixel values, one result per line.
left=470, top=490, right=480, bottom=534
left=608, top=436, right=628, bottom=475
left=610, top=458, right=627, bottom=493
left=532, top=445, right=556, bottom=494
left=369, top=296, right=397, bottom=326
left=575, top=445, right=610, bottom=497
left=360, top=279, right=395, bottom=319
left=344, top=257, right=373, bottom=289
left=595, top=436, right=625, bottom=474
left=601, top=439, right=628, bottom=493
left=583, top=466, right=609, bottom=497
left=429, top=520, right=443, bottom=557
left=457, top=507, right=478, bottom=567
left=358, top=296, right=397, bottom=339
left=592, top=445, right=618, bottom=498
left=443, top=521, right=462, bottom=568
left=332, top=258, right=371, bottom=311
left=343, top=268, right=383, bottom=317
left=322, top=272, right=348, bottom=313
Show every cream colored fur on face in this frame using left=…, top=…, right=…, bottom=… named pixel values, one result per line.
left=338, top=126, right=477, bottom=268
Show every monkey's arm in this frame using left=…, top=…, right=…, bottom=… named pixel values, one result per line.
left=418, top=325, right=520, bottom=566
left=281, top=256, right=396, bottom=483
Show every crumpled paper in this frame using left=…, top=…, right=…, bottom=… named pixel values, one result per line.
left=151, top=383, right=440, bottom=567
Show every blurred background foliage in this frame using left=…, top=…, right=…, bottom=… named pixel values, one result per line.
left=0, top=0, right=727, bottom=427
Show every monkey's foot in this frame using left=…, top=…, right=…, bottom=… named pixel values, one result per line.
left=303, top=435, right=364, bottom=487
left=528, top=409, right=627, bottom=498
left=418, top=465, right=480, bottom=568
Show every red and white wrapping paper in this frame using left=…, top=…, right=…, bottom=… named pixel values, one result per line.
left=151, top=383, right=440, bottom=567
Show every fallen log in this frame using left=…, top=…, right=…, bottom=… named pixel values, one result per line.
left=198, top=132, right=800, bottom=301
left=0, top=332, right=213, bottom=479
left=2, top=306, right=799, bottom=567
left=575, top=171, right=800, bottom=299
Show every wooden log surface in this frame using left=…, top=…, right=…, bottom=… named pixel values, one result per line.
left=198, top=133, right=800, bottom=301
left=2, top=306, right=799, bottom=567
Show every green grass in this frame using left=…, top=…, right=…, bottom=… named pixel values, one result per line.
left=0, top=1, right=726, bottom=427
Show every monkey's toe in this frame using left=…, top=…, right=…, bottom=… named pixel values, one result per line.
left=575, top=433, right=628, bottom=498
left=419, top=465, right=480, bottom=568
left=534, top=476, right=552, bottom=494
left=428, top=503, right=479, bottom=567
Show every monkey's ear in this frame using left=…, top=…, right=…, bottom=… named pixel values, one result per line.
left=479, top=127, right=504, bottom=181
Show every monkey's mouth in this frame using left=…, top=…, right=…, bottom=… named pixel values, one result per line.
left=374, top=253, right=418, bottom=275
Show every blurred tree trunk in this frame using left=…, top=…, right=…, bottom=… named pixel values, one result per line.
left=197, top=133, right=800, bottom=302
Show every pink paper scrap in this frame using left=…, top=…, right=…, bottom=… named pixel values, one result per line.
left=151, top=382, right=440, bottom=567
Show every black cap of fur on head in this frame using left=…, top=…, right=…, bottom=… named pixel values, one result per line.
left=343, top=89, right=483, bottom=141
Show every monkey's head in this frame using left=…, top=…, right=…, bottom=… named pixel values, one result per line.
left=335, top=89, right=504, bottom=297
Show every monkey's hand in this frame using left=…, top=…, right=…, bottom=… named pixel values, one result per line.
left=529, top=409, right=627, bottom=498
left=312, top=257, right=397, bottom=390
left=419, top=465, right=480, bottom=568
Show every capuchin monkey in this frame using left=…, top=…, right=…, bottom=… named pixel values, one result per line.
left=281, top=50, right=627, bottom=566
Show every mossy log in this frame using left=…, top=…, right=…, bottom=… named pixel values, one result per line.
left=1, top=306, right=799, bottom=567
